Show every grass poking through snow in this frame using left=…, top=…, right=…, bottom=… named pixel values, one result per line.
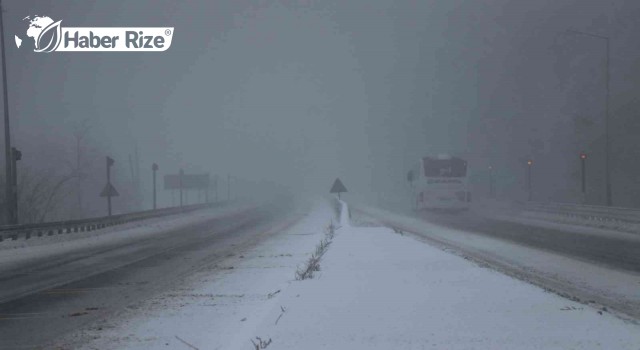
left=295, top=221, right=336, bottom=281
left=251, top=336, right=272, bottom=349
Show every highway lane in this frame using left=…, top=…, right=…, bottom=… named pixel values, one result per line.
left=416, top=210, right=640, bottom=273
left=0, top=204, right=296, bottom=350
left=0, top=205, right=255, bottom=304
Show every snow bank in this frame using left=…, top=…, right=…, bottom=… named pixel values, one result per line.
left=241, top=204, right=640, bottom=349
left=0, top=202, right=253, bottom=269
left=353, top=204, right=640, bottom=320
left=339, top=199, right=350, bottom=227
left=506, top=209, right=640, bottom=235
left=473, top=198, right=640, bottom=237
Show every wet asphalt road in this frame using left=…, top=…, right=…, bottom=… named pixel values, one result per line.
left=0, top=205, right=291, bottom=350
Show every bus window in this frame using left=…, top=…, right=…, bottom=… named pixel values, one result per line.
left=423, top=158, right=467, bottom=178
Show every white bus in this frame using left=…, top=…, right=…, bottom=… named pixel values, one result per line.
left=407, top=154, right=471, bottom=211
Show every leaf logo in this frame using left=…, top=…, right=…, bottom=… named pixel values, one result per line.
left=35, top=20, right=62, bottom=53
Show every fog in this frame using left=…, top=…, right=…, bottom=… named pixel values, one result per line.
left=3, top=0, right=640, bottom=221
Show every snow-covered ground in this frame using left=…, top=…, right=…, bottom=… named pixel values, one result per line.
left=354, top=204, right=640, bottom=320
left=0, top=201, right=254, bottom=269
left=58, top=198, right=336, bottom=350
left=64, top=199, right=640, bottom=349
left=473, top=198, right=640, bottom=236
left=506, top=209, right=640, bottom=235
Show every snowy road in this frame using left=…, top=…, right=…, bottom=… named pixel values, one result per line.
left=28, top=199, right=640, bottom=350
left=354, top=204, right=640, bottom=321
left=0, top=202, right=295, bottom=350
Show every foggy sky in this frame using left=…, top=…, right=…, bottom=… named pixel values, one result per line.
left=3, top=0, right=640, bottom=210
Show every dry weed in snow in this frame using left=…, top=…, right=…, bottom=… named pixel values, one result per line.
left=251, top=336, right=272, bottom=349
left=295, top=221, right=335, bottom=280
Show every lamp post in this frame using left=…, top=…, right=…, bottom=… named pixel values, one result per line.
left=566, top=29, right=611, bottom=206
left=488, top=166, right=494, bottom=198
left=179, top=169, right=183, bottom=207
left=205, top=172, right=210, bottom=204
left=0, top=1, right=15, bottom=224
left=527, top=160, right=533, bottom=202
left=214, top=174, right=218, bottom=202
left=580, top=153, right=587, bottom=194
left=106, top=156, right=114, bottom=216
left=11, top=147, right=19, bottom=223
left=152, top=163, right=158, bottom=210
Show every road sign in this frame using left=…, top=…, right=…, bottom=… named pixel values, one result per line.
left=100, top=183, right=119, bottom=197
left=103, top=156, right=117, bottom=216
left=330, top=178, right=347, bottom=199
left=152, top=163, right=159, bottom=210
left=164, top=173, right=210, bottom=190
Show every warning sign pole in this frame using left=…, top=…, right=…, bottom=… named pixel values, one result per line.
left=100, top=156, right=119, bottom=216
left=330, top=178, right=348, bottom=200
left=107, top=157, right=113, bottom=216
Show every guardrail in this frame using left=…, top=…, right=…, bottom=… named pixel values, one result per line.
left=0, top=202, right=225, bottom=243
left=521, top=201, right=640, bottom=225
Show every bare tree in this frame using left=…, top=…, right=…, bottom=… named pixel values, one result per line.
left=15, top=168, right=76, bottom=223
left=11, top=120, right=102, bottom=223
left=66, top=120, right=100, bottom=219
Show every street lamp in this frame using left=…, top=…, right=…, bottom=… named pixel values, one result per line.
left=152, top=163, right=158, bottom=210
left=0, top=1, right=15, bottom=223
left=527, top=160, right=533, bottom=201
left=179, top=169, right=184, bottom=207
left=580, top=153, right=587, bottom=194
left=11, top=147, right=20, bottom=223
left=566, top=29, right=611, bottom=206
left=488, top=166, right=494, bottom=198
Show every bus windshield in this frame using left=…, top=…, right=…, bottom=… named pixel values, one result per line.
left=423, top=158, right=467, bottom=178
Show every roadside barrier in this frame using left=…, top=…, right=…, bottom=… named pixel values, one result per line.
left=521, top=201, right=640, bottom=225
left=0, top=202, right=226, bottom=243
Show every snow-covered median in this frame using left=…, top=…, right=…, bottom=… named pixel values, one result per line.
left=238, top=203, right=640, bottom=349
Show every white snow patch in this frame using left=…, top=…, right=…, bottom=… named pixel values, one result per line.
left=0, top=202, right=254, bottom=269
left=339, top=199, right=350, bottom=228
left=355, top=205, right=640, bottom=320
left=474, top=198, right=640, bottom=239
left=242, top=206, right=640, bottom=349
left=64, top=198, right=339, bottom=350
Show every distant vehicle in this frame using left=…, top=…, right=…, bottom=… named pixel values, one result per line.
left=407, top=154, right=471, bottom=211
